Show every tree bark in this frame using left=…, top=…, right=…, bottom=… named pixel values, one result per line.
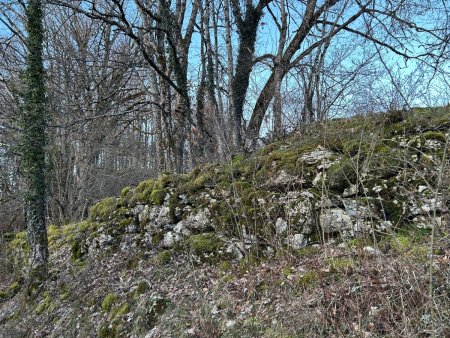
left=21, top=0, right=49, bottom=283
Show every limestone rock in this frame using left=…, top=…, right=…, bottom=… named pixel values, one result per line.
left=162, top=232, right=181, bottom=248
left=320, top=208, right=353, bottom=234
left=276, top=218, right=288, bottom=234
left=183, top=208, right=212, bottom=231
left=287, top=234, right=307, bottom=249
left=342, top=199, right=378, bottom=220
left=300, top=146, right=335, bottom=165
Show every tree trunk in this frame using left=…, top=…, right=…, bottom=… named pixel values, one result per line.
left=230, top=0, right=263, bottom=149
left=246, top=0, right=337, bottom=144
left=224, top=0, right=234, bottom=145
left=21, top=0, right=49, bottom=283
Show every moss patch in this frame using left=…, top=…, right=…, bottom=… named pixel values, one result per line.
left=186, top=233, right=223, bottom=256
left=297, top=271, right=319, bottom=287
left=101, top=293, right=117, bottom=313
left=134, top=281, right=150, bottom=296
left=150, top=189, right=166, bottom=205
left=70, top=240, right=83, bottom=260
left=90, top=197, right=116, bottom=221
left=35, top=292, right=53, bottom=315
left=157, top=250, right=173, bottom=265
left=325, top=257, right=355, bottom=272
left=326, top=158, right=358, bottom=192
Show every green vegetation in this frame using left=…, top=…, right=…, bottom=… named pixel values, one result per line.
left=219, top=261, right=232, bottom=273
left=327, top=158, right=358, bottom=192
left=35, top=292, right=52, bottom=315
left=325, top=257, right=355, bottom=272
left=111, top=303, right=129, bottom=319
left=70, top=240, right=83, bottom=260
left=8, top=282, right=20, bottom=294
left=297, top=271, right=319, bottom=287
left=157, top=250, right=173, bottom=265
left=90, top=197, right=116, bottom=221
left=186, top=233, right=223, bottom=256
left=134, top=281, right=150, bottom=296
left=98, top=322, right=118, bottom=338
left=150, top=189, right=166, bottom=205
left=101, top=293, right=117, bottom=313
left=282, top=266, right=295, bottom=278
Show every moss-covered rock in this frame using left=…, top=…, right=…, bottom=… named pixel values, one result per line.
left=326, top=158, right=358, bottom=192
left=90, top=197, right=116, bottom=221
left=150, top=189, right=166, bottom=205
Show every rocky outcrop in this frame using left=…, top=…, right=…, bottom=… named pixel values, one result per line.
left=79, top=116, right=448, bottom=260
left=1, top=108, right=449, bottom=338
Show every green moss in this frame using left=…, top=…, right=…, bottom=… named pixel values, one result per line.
left=297, top=271, right=319, bottom=287
left=119, top=218, right=133, bottom=227
left=384, top=109, right=405, bottom=125
left=374, top=199, right=405, bottom=224
left=1, top=232, right=16, bottom=242
left=374, top=143, right=391, bottom=154
left=193, top=173, right=214, bottom=189
left=282, top=266, right=295, bottom=278
left=35, top=292, right=52, bottom=315
left=78, top=221, right=93, bottom=232
left=62, top=223, right=77, bottom=237
left=152, top=232, right=164, bottom=245
left=219, top=261, right=232, bottom=273
left=135, top=179, right=155, bottom=203
left=325, top=257, right=355, bottom=272
left=157, top=250, right=173, bottom=265
left=327, top=158, right=358, bottom=192
left=342, top=139, right=364, bottom=156
left=259, top=142, right=281, bottom=156
left=135, top=281, right=150, bottom=296
left=121, top=186, right=131, bottom=198
left=111, top=303, right=129, bottom=319
left=150, top=189, right=166, bottom=205
left=60, top=290, right=71, bottom=301
left=8, top=281, right=20, bottom=294
left=422, top=131, right=447, bottom=143
left=98, top=322, right=118, bottom=338
left=0, top=290, right=6, bottom=301
left=154, top=173, right=173, bottom=190
left=101, top=293, right=117, bottom=313
left=70, top=240, right=83, bottom=260
left=90, top=197, right=116, bottom=221
left=238, top=254, right=262, bottom=273
left=220, top=274, right=234, bottom=284
left=409, top=245, right=430, bottom=263
left=390, top=235, right=412, bottom=252
left=47, top=224, right=60, bottom=242
left=294, top=246, right=321, bottom=257
left=9, top=231, right=28, bottom=250
left=168, top=193, right=180, bottom=223
left=347, top=238, right=370, bottom=249
left=186, top=233, right=223, bottom=255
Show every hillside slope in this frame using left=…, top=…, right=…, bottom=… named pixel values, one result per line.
left=1, top=108, right=449, bottom=337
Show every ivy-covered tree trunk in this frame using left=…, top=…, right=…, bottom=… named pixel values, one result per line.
left=20, top=0, right=49, bottom=283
